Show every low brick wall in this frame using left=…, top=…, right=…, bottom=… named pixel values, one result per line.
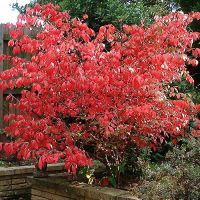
left=28, top=176, right=140, bottom=200
left=0, top=163, right=64, bottom=200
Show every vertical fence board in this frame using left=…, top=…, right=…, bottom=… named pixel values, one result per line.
left=0, top=24, right=23, bottom=131
left=0, top=24, right=36, bottom=131
left=0, top=24, right=3, bottom=129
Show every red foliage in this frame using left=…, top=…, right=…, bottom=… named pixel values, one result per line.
left=1, top=3, right=200, bottom=172
left=101, top=177, right=109, bottom=186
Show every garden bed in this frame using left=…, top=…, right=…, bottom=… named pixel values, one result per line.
left=0, top=163, right=64, bottom=200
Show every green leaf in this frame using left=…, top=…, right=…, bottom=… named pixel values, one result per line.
left=118, top=163, right=126, bottom=174
left=109, top=176, right=117, bottom=188
left=189, top=121, right=196, bottom=128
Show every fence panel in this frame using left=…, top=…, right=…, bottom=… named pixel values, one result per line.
left=0, top=24, right=3, bottom=129
left=0, top=24, right=35, bottom=131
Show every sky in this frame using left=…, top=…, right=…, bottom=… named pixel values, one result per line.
left=0, top=0, right=30, bottom=24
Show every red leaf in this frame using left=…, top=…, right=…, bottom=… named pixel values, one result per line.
left=101, top=177, right=109, bottom=186
left=131, top=76, right=144, bottom=89
left=149, top=143, right=157, bottom=152
left=172, top=138, right=177, bottom=145
left=188, top=59, right=198, bottom=67
left=83, top=14, right=88, bottom=20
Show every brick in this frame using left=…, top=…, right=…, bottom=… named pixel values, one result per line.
left=65, top=182, right=89, bottom=197
left=32, top=189, right=71, bottom=200
left=117, top=194, right=141, bottom=200
left=0, top=179, right=12, bottom=186
left=12, top=174, right=31, bottom=179
left=13, top=166, right=34, bottom=175
left=12, top=178, right=26, bottom=184
left=0, top=168, right=14, bottom=176
left=47, top=163, right=65, bottom=172
left=0, top=184, right=11, bottom=191
left=84, top=187, right=116, bottom=200
left=13, top=188, right=31, bottom=196
left=0, top=190, right=14, bottom=197
left=32, top=185, right=74, bottom=199
left=32, top=185, right=57, bottom=194
left=12, top=183, right=29, bottom=190
left=0, top=188, right=30, bottom=198
left=32, top=195, right=48, bottom=200
left=0, top=176, right=12, bottom=181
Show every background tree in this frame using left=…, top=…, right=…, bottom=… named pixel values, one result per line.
left=12, top=0, right=171, bottom=30
left=174, top=0, right=200, bottom=87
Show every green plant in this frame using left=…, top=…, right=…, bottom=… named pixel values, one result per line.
left=131, top=137, right=200, bottom=199
left=12, top=0, right=170, bottom=30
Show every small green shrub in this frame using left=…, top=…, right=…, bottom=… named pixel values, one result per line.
left=131, top=137, right=200, bottom=200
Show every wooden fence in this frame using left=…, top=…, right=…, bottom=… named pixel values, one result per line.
left=0, top=24, right=20, bottom=131
left=0, top=24, right=3, bottom=129
left=0, top=24, right=36, bottom=131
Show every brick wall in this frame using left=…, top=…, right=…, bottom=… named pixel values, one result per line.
left=28, top=176, right=140, bottom=200
left=0, top=163, right=64, bottom=200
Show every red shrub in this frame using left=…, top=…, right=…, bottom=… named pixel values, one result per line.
left=0, top=3, right=200, bottom=173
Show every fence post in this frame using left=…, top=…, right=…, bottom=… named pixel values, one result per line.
left=0, top=24, right=3, bottom=129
